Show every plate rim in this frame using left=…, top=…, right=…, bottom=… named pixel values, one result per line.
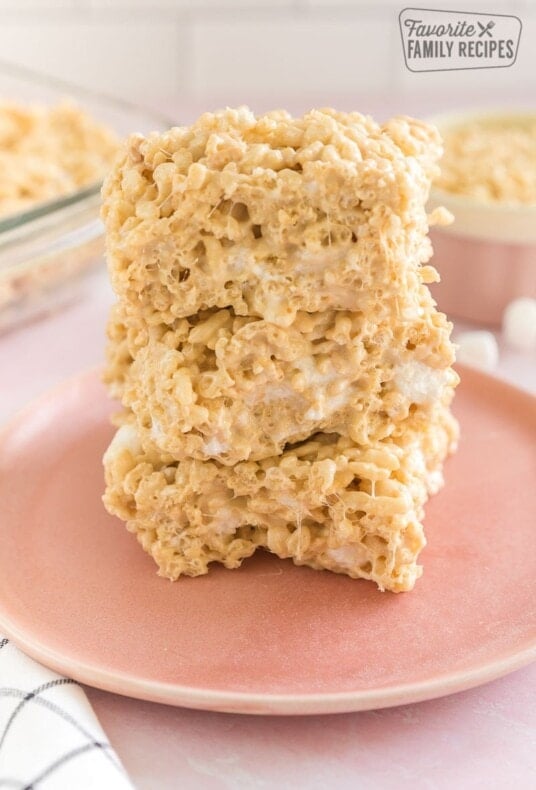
left=0, top=367, right=535, bottom=715
left=0, top=606, right=535, bottom=714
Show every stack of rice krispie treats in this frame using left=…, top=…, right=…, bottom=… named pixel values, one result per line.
left=102, top=107, right=458, bottom=592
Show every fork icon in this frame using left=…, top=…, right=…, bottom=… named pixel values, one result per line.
left=478, top=20, right=495, bottom=37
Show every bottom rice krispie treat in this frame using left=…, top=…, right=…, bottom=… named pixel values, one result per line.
left=103, top=405, right=457, bottom=593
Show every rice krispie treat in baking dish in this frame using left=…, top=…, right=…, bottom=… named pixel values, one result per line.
left=102, top=106, right=459, bottom=592
left=0, top=101, right=119, bottom=217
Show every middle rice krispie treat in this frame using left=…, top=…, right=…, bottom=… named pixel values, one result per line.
left=102, top=107, right=458, bottom=592
left=106, top=302, right=456, bottom=466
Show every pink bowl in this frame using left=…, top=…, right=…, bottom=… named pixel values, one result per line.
left=427, top=110, right=536, bottom=326
left=430, top=229, right=536, bottom=326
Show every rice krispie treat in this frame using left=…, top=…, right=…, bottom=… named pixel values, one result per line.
left=435, top=115, right=536, bottom=204
left=102, top=106, right=458, bottom=592
left=0, top=101, right=119, bottom=218
left=103, top=406, right=457, bottom=592
left=106, top=302, right=456, bottom=465
left=102, top=107, right=443, bottom=328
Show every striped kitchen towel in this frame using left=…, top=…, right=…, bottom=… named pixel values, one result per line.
left=0, top=637, right=133, bottom=790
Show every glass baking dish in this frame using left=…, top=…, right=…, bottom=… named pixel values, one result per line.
left=0, top=59, right=173, bottom=333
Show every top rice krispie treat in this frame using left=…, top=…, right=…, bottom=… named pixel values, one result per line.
left=102, top=107, right=444, bottom=328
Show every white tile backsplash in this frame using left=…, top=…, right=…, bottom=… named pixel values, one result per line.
left=0, top=1, right=77, bottom=8
left=0, top=20, right=186, bottom=103
left=191, top=16, right=394, bottom=96
left=85, top=0, right=292, bottom=9
left=0, top=0, right=533, bottom=107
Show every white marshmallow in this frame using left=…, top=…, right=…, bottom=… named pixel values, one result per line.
left=395, top=361, right=447, bottom=404
left=456, top=331, right=499, bottom=372
left=202, top=437, right=229, bottom=456
left=503, top=297, right=536, bottom=351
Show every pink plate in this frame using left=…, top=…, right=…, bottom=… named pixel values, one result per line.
left=0, top=368, right=534, bottom=715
